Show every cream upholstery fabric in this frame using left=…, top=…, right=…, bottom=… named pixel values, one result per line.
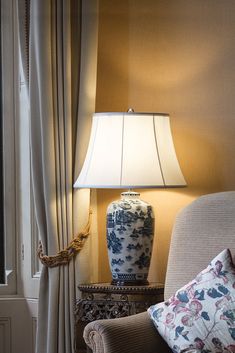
left=165, top=191, right=235, bottom=299
left=83, top=312, right=171, bottom=353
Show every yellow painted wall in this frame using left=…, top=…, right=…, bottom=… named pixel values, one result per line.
left=95, top=0, right=235, bottom=283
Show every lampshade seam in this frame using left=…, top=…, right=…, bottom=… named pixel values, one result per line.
left=153, top=114, right=166, bottom=186
left=120, top=113, right=124, bottom=187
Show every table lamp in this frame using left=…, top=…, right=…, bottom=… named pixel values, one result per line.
left=74, top=111, right=186, bottom=286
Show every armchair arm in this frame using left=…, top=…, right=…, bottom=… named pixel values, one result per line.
left=83, top=311, right=171, bottom=353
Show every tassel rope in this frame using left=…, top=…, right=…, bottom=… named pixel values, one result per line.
left=37, top=209, right=92, bottom=267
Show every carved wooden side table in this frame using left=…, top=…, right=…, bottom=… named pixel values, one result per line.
left=74, top=282, right=164, bottom=353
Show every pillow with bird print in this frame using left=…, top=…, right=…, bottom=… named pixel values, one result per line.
left=148, top=249, right=235, bottom=353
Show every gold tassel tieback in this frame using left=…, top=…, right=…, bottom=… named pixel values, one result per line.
left=37, top=209, right=92, bottom=268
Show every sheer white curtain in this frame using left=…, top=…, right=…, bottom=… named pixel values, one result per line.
left=18, top=1, right=98, bottom=352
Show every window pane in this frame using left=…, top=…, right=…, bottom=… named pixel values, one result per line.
left=0, top=4, right=5, bottom=284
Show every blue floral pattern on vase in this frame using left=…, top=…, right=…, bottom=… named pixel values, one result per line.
left=107, top=230, right=124, bottom=254
left=106, top=191, right=154, bottom=284
left=148, top=249, right=235, bottom=353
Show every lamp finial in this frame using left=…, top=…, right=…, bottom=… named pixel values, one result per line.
left=127, top=108, right=134, bottom=113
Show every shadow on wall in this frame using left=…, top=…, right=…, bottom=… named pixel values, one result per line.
left=174, top=127, right=225, bottom=193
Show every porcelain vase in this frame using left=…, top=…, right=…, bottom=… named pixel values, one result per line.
left=106, top=191, right=155, bottom=285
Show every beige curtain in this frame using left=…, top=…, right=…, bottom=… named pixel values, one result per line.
left=18, top=0, right=98, bottom=352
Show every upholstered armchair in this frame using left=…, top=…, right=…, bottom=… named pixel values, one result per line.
left=83, top=191, right=235, bottom=353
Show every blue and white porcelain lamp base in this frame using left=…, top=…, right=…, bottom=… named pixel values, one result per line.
left=106, top=191, right=155, bottom=286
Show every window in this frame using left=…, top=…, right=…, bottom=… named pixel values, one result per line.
left=0, top=0, right=40, bottom=295
left=0, top=2, right=4, bottom=284
left=0, top=0, right=17, bottom=293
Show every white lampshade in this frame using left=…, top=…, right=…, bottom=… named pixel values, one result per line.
left=74, top=112, right=186, bottom=189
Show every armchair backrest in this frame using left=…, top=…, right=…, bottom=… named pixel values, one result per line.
left=165, top=191, right=235, bottom=299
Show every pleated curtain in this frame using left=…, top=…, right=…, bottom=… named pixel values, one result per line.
left=17, top=1, right=98, bottom=352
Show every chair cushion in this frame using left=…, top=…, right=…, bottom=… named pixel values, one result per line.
left=148, top=249, right=235, bottom=353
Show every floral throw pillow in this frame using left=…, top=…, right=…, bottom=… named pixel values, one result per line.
left=148, top=249, right=235, bottom=353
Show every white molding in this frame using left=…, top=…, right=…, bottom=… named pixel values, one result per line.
left=0, top=298, right=38, bottom=353
left=0, top=317, right=11, bottom=353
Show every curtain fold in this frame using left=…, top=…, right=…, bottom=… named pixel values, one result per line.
left=17, top=0, right=98, bottom=352
left=30, top=2, right=78, bottom=352
left=18, top=0, right=30, bottom=86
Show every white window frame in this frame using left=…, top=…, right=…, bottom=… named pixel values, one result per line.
left=18, top=68, right=41, bottom=298
left=0, top=0, right=19, bottom=294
